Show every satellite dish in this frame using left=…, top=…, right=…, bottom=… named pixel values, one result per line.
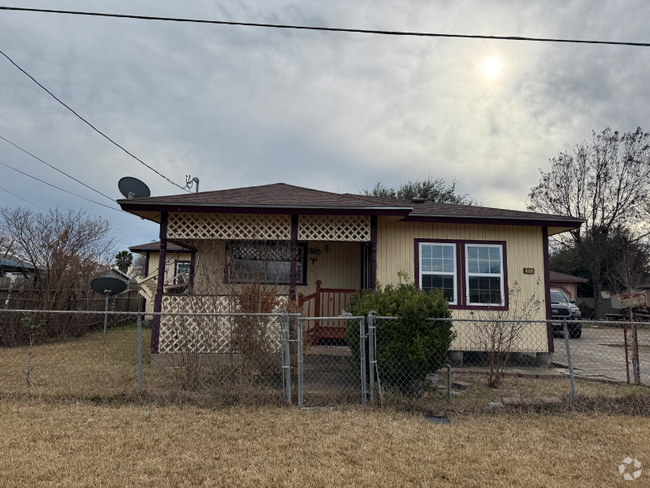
left=118, top=177, right=151, bottom=199
left=91, top=277, right=127, bottom=296
left=91, top=277, right=128, bottom=343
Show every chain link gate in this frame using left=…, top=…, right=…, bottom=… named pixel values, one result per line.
left=295, top=315, right=366, bottom=407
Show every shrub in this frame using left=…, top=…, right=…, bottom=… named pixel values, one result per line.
left=347, top=278, right=454, bottom=396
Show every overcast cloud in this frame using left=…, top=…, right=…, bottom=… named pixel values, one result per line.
left=1, top=1, right=649, bottom=248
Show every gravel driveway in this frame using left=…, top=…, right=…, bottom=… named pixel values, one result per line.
left=552, top=326, right=650, bottom=385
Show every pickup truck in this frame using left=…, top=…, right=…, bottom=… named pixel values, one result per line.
left=550, top=289, right=582, bottom=339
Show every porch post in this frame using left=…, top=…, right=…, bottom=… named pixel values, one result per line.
left=542, top=227, right=554, bottom=354
left=189, top=250, right=196, bottom=289
left=289, top=215, right=299, bottom=301
left=369, top=216, right=378, bottom=290
left=152, top=212, right=168, bottom=354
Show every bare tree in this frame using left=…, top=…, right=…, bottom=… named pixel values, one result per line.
left=472, top=280, right=543, bottom=389
left=527, top=127, right=650, bottom=316
left=0, top=207, right=115, bottom=343
left=131, top=253, right=147, bottom=277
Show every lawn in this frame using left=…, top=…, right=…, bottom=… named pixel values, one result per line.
left=0, top=401, right=648, bottom=487
left=1, top=325, right=650, bottom=486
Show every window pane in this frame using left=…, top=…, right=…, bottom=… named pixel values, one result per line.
left=422, top=274, right=455, bottom=302
left=467, top=247, right=478, bottom=260
left=467, top=246, right=501, bottom=275
left=468, top=276, right=501, bottom=304
left=422, top=244, right=454, bottom=273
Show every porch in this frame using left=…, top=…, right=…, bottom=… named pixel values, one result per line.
left=147, top=212, right=377, bottom=353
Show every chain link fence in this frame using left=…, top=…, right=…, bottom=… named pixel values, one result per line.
left=1, top=309, right=648, bottom=408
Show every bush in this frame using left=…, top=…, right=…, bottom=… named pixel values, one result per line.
left=347, top=280, right=454, bottom=396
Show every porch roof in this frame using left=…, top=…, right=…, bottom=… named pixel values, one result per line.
left=117, top=182, right=583, bottom=235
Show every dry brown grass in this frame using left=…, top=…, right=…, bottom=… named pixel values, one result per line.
left=0, top=400, right=649, bottom=487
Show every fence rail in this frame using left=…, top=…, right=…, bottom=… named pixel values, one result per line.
left=1, top=309, right=648, bottom=409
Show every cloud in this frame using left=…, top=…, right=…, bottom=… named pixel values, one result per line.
left=1, top=0, right=649, bottom=247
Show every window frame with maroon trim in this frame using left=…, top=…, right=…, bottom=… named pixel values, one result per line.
left=414, top=238, right=509, bottom=311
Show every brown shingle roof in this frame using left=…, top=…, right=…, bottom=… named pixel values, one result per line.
left=129, top=241, right=190, bottom=253
left=118, top=183, right=583, bottom=226
left=549, top=271, right=589, bottom=283
left=120, top=183, right=406, bottom=210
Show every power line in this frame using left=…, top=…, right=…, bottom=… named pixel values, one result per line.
left=1, top=6, right=649, bottom=48
left=0, top=184, right=46, bottom=210
left=0, top=159, right=123, bottom=213
left=0, top=134, right=115, bottom=202
left=0, top=49, right=189, bottom=193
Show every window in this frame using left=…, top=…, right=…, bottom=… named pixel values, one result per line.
left=465, top=245, right=504, bottom=306
left=175, top=261, right=191, bottom=284
left=415, top=239, right=507, bottom=309
left=225, top=242, right=307, bottom=284
left=419, top=243, right=457, bottom=304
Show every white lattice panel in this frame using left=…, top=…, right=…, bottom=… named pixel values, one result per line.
left=167, top=213, right=291, bottom=240
left=159, top=295, right=283, bottom=354
left=298, top=215, right=371, bottom=242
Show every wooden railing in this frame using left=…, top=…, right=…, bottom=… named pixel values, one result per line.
left=298, top=280, right=361, bottom=342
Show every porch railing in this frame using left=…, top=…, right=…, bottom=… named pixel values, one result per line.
left=298, top=280, right=360, bottom=342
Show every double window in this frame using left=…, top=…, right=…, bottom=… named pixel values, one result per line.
left=418, top=240, right=506, bottom=308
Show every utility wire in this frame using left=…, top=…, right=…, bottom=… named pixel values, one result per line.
left=0, top=159, right=123, bottom=213
left=1, top=6, right=649, bottom=48
left=0, top=134, right=115, bottom=202
left=0, top=184, right=46, bottom=210
left=0, top=49, right=189, bottom=193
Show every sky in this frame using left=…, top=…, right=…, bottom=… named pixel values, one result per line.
left=1, top=1, right=649, bottom=250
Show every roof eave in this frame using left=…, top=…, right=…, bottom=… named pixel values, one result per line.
left=118, top=201, right=413, bottom=216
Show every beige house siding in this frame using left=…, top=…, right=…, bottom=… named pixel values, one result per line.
left=376, top=218, right=548, bottom=352
left=143, top=251, right=193, bottom=313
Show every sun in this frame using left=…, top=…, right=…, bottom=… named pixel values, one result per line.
left=481, top=57, right=503, bottom=80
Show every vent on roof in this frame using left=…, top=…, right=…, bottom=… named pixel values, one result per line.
left=411, top=197, right=426, bottom=204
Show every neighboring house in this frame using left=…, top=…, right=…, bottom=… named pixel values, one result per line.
left=0, top=256, right=35, bottom=285
left=129, top=241, right=193, bottom=313
left=549, top=271, right=588, bottom=300
left=117, top=183, right=582, bottom=356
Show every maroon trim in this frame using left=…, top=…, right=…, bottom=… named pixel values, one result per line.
left=401, top=216, right=582, bottom=229
left=543, top=227, right=554, bottom=354
left=152, top=212, right=168, bottom=354
left=119, top=203, right=411, bottom=218
left=289, top=215, right=299, bottom=301
left=190, top=251, right=196, bottom=287
left=370, top=216, right=377, bottom=290
left=414, top=238, right=509, bottom=311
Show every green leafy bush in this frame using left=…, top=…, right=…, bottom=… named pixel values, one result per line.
left=347, top=280, right=454, bottom=396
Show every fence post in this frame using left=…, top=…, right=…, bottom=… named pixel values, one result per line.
left=630, top=323, right=641, bottom=385
left=103, top=293, right=109, bottom=344
left=368, top=311, right=375, bottom=403
left=297, top=318, right=303, bottom=408
left=563, top=320, right=577, bottom=399
left=360, top=316, right=367, bottom=405
left=282, top=310, right=292, bottom=405
left=137, top=312, right=143, bottom=391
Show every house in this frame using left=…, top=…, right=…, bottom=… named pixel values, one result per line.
left=549, top=271, right=588, bottom=300
left=117, top=183, right=582, bottom=357
left=129, top=241, right=193, bottom=313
